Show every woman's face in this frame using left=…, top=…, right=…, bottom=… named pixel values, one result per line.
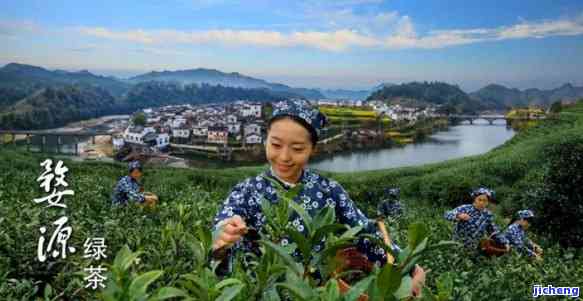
left=130, top=169, right=143, bottom=181
left=266, top=118, right=314, bottom=183
left=473, top=194, right=489, bottom=210
left=519, top=219, right=530, bottom=229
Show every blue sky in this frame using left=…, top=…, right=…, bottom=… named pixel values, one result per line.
left=1, top=0, right=582, bottom=91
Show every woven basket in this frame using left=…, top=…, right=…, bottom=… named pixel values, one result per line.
left=479, top=238, right=508, bottom=257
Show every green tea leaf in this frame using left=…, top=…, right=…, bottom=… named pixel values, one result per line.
left=260, top=240, right=304, bottom=276
left=128, top=270, right=163, bottom=299
left=216, top=284, right=244, bottom=301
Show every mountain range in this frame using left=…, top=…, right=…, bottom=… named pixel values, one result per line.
left=469, top=83, right=583, bottom=109
left=129, top=68, right=323, bottom=99
left=1, top=62, right=582, bottom=129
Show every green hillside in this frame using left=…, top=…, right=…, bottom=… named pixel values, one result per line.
left=1, top=101, right=582, bottom=300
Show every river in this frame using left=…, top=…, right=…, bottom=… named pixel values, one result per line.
left=309, top=120, right=515, bottom=172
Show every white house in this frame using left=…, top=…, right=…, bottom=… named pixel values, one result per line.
left=241, top=103, right=262, bottom=118
left=123, top=126, right=155, bottom=144
left=112, top=136, right=125, bottom=151
left=318, top=100, right=340, bottom=106
left=207, top=126, right=229, bottom=144
left=172, top=117, right=187, bottom=128
left=245, top=133, right=262, bottom=145
left=227, top=114, right=238, bottom=124
left=244, top=123, right=262, bottom=136
left=172, top=128, right=191, bottom=139
left=147, top=116, right=161, bottom=124
left=155, top=133, right=170, bottom=149
left=192, top=126, right=208, bottom=137
left=227, top=122, right=241, bottom=135
left=124, top=126, right=169, bottom=150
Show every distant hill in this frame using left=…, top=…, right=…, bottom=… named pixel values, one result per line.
left=0, top=63, right=131, bottom=100
left=320, top=89, right=371, bottom=100
left=0, top=81, right=295, bottom=129
left=0, top=85, right=118, bottom=129
left=130, top=68, right=324, bottom=99
left=0, top=63, right=316, bottom=129
left=470, top=83, right=583, bottom=108
left=319, top=83, right=396, bottom=100
left=367, top=81, right=484, bottom=114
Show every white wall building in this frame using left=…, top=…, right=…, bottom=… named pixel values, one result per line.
left=244, top=123, right=262, bottom=136
left=245, top=133, right=262, bottom=145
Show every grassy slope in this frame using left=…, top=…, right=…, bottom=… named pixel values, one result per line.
left=1, top=103, right=582, bottom=299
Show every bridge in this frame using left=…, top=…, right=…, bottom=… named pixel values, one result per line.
left=447, top=114, right=543, bottom=125
left=0, top=129, right=113, bottom=154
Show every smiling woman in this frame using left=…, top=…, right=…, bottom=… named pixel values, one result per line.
left=210, top=99, right=426, bottom=297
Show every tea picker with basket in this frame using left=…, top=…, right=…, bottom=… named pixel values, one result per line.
left=111, top=160, right=158, bottom=208
left=501, top=209, right=543, bottom=261
left=444, top=187, right=508, bottom=256
left=377, top=187, right=404, bottom=220
left=210, top=99, right=426, bottom=297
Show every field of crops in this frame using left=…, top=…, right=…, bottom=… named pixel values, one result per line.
left=1, top=102, right=583, bottom=300
left=319, top=106, right=391, bottom=126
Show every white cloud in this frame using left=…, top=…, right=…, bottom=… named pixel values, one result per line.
left=73, top=14, right=583, bottom=52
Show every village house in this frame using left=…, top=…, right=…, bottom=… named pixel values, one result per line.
left=245, top=133, right=262, bottom=145
left=112, top=135, right=125, bottom=151
left=172, top=126, right=191, bottom=144
left=123, top=126, right=155, bottom=144
left=227, top=122, right=241, bottom=135
left=207, top=126, right=229, bottom=144
left=318, top=99, right=340, bottom=106
left=241, top=103, right=262, bottom=118
left=244, top=122, right=263, bottom=136
left=123, top=126, right=169, bottom=150
left=227, top=114, right=238, bottom=124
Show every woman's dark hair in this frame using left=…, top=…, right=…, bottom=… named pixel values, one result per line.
left=267, top=115, right=318, bottom=146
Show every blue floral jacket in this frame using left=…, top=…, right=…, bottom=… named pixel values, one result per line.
left=213, top=168, right=398, bottom=274
left=444, top=204, right=507, bottom=250
left=502, top=223, right=536, bottom=257
left=111, top=176, right=145, bottom=205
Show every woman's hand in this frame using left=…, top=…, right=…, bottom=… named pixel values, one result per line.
left=533, top=243, right=543, bottom=255
left=456, top=213, right=471, bottom=221
left=411, top=265, right=427, bottom=298
left=212, top=215, right=248, bottom=251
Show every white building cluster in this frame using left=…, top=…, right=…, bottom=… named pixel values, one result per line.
left=368, top=101, right=441, bottom=122
left=117, top=101, right=266, bottom=151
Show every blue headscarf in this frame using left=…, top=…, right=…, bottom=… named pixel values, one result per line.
left=517, top=209, right=535, bottom=219
left=128, top=160, right=142, bottom=173
left=271, top=100, right=328, bottom=141
left=471, top=187, right=495, bottom=201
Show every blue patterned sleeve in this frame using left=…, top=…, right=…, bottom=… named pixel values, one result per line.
left=328, top=180, right=392, bottom=265
left=508, top=226, right=535, bottom=257
left=210, top=181, right=253, bottom=275
left=213, top=181, right=250, bottom=231
left=444, top=205, right=465, bottom=221
left=486, top=215, right=508, bottom=245
left=122, top=178, right=145, bottom=204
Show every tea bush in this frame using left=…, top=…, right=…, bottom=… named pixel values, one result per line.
left=1, top=103, right=583, bottom=300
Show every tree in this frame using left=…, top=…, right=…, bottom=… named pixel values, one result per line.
left=530, top=137, right=583, bottom=247
left=132, top=112, right=146, bottom=126
left=550, top=101, right=562, bottom=113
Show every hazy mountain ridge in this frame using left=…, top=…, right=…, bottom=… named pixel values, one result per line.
left=129, top=68, right=324, bottom=99
left=470, top=83, right=583, bottom=108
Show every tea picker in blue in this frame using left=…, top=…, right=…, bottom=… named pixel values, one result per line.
left=211, top=99, right=426, bottom=296
left=501, top=209, right=543, bottom=260
left=444, top=187, right=508, bottom=253
left=111, top=160, right=158, bottom=207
